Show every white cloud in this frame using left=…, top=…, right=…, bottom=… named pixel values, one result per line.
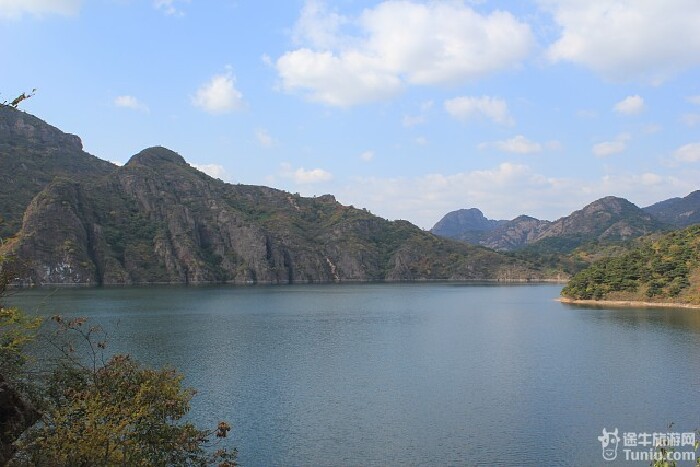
left=680, top=113, right=700, bottom=127
left=415, top=136, right=428, bottom=146
left=255, top=128, right=274, bottom=148
left=193, top=163, right=229, bottom=181
left=674, top=143, right=700, bottom=162
left=479, top=135, right=542, bottom=154
left=276, top=1, right=533, bottom=106
left=292, top=0, right=347, bottom=49
left=280, top=163, right=333, bottom=184
left=614, top=95, right=645, bottom=115
left=444, top=96, right=514, bottom=126
left=402, top=115, right=425, bottom=127
left=154, top=0, right=189, bottom=16
left=542, top=0, right=700, bottom=83
left=0, top=0, right=80, bottom=18
left=191, top=70, right=244, bottom=114
left=688, top=96, right=700, bottom=105
left=360, top=150, right=374, bottom=162
left=114, top=95, right=149, bottom=113
left=593, top=133, right=630, bottom=157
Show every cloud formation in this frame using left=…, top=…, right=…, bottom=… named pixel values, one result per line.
left=593, top=133, right=630, bottom=157
left=192, top=163, right=229, bottom=181
left=154, top=0, right=189, bottom=17
left=255, top=128, right=274, bottom=148
left=674, top=143, right=700, bottom=162
left=444, top=96, right=514, bottom=125
left=0, top=0, right=80, bottom=18
left=280, top=163, right=333, bottom=184
left=277, top=0, right=533, bottom=106
left=479, top=135, right=542, bottom=154
left=114, top=95, right=149, bottom=113
left=191, top=70, right=244, bottom=114
left=543, top=0, right=700, bottom=83
left=614, top=95, right=645, bottom=115
left=360, top=150, right=374, bottom=162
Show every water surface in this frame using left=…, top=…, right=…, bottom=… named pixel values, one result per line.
left=10, top=283, right=700, bottom=466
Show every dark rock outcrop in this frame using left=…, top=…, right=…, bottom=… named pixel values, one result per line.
left=0, top=373, right=40, bottom=465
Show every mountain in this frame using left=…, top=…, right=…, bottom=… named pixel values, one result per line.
left=430, top=208, right=507, bottom=243
left=643, top=190, right=700, bottom=227
left=480, top=215, right=550, bottom=251
left=0, top=106, right=115, bottom=238
left=432, top=196, right=667, bottom=253
left=562, top=224, right=700, bottom=305
left=0, top=109, right=545, bottom=285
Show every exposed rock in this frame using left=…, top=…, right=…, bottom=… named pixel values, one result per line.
left=0, top=373, right=40, bottom=465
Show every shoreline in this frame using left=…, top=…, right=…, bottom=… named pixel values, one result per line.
left=8, top=278, right=569, bottom=288
left=558, top=297, right=700, bottom=310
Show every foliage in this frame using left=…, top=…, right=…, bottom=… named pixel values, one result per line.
left=1, top=89, right=35, bottom=109
left=0, top=256, right=42, bottom=388
left=562, top=225, right=700, bottom=303
left=6, top=315, right=236, bottom=466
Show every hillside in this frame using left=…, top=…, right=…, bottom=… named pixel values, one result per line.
left=0, top=110, right=546, bottom=285
left=0, top=106, right=115, bottom=238
left=561, top=225, right=700, bottom=304
left=643, top=190, right=700, bottom=227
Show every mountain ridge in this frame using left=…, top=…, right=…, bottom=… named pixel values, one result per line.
left=0, top=107, right=545, bottom=285
left=432, top=196, right=676, bottom=253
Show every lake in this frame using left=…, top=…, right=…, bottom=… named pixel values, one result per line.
left=8, top=283, right=700, bottom=466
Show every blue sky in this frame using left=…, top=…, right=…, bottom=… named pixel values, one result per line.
left=2, top=0, right=700, bottom=228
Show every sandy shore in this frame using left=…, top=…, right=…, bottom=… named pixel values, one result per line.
left=557, top=297, right=700, bottom=309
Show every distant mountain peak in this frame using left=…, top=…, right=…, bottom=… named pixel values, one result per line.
left=431, top=208, right=505, bottom=238
left=126, top=146, right=188, bottom=168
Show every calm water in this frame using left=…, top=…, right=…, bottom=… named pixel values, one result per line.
left=8, top=283, right=700, bottom=466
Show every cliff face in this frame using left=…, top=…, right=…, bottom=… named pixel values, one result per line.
left=0, top=106, right=115, bottom=238
left=2, top=134, right=544, bottom=284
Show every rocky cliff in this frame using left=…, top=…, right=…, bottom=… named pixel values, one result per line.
left=1, top=109, right=545, bottom=284
left=0, top=106, right=115, bottom=238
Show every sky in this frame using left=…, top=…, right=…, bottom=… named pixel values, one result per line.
left=2, top=0, right=700, bottom=229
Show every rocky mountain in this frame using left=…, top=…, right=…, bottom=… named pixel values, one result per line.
left=432, top=196, right=667, bottom=253
left=480, top=215, right=550, bottom=251
left=643, top=190, right=700, bottom=227
left=430, top=208, right=507, bottom=243
left=0, top=108, right=545, bottom=285
left=0, top=106, right=115, bottom=238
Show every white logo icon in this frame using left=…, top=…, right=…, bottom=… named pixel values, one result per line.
left=598, top=428, right=621, bottom=461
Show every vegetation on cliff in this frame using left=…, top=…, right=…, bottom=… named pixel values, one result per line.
left=0, top=106, right=548, bottom=284
left=561, top=225, right=700, bottom=304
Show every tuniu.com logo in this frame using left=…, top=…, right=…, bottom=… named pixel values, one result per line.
left=598, top=428, right=621, bottom=461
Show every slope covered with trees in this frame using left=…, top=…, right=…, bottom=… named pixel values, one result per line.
left=561, top=225, right=700, bottom=304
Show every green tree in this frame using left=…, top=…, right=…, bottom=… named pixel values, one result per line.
left=8, top=315, right=236, bottom=466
